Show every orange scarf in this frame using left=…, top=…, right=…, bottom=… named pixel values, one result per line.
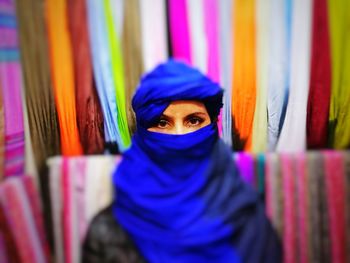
left=231, top=0, right=256, bottom=151
left=46, top=0, right=83, bottom=155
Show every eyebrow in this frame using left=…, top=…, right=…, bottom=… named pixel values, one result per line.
left=161, top=112, right=208, bottom=119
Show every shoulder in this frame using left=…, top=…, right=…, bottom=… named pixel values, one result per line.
left=82, top=205, right=145, bottom=263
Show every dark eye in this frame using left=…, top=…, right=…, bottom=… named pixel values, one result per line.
left=187, top=117, right=204, bottom=126
left=157, top=119, right=170, bottom=129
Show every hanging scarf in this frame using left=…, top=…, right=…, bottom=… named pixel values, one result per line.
left=168, top=0, right=192, bottom=64
left=0, top=0, right=25, bottom=176
left=113, top=60, right=281, bottom=262
left=276, top=0, right=312, bottom=152
left=328, top=0, right=350, bottom=149
left=121, top=0, right=144, bottom=134
left=139, top=0, right=168, bottom=72
left=0, top=81, right=3, bottom=179
left=218, top=0, right=233, bottom=147
left=252, top=0, right=269, bottom=153
left=103, top=0, right=131, bottom=150
left=86, top=0, right=120, bottom=152
left=267, top=0, right=292, bottom=151
left=306, top=0, right=331, bottom=149
left=67, top=0, right=105, bottom=154
left=231, top=0, right=256, bottom=151
left=45, top=0, right=83, bottom=155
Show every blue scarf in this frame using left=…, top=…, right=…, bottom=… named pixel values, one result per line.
left=113, top=60, right=281, bottom=262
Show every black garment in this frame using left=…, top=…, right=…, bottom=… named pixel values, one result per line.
left=82, top=206, right=145, bottom=263
left=82, top=204, right=282, bottom=263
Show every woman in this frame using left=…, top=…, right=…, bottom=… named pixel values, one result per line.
left=83, top=60, right=282, bottom=263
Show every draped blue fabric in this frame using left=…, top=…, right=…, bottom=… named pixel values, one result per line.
left=132, top=60, right=223, bottom=128
left=113, top=60, right=281, bottom=262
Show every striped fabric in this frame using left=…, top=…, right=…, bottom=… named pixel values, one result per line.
left=0, top=81, right=3, bottom=178
left=48, top=155, right=119, bottom=263
left=0, top=176, right=49, bottom=263
left=0, top=0, right=24, bottom=176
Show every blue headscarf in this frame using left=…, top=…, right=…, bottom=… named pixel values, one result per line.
left=113, top=60, right=281, bottom=263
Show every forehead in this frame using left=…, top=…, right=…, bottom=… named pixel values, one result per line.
left=162, top=100, right=208, bottom=117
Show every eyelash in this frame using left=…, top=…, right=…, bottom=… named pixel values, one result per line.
left=155, top=116, right=204, bottom=129
left=157, top=119, right=170, bottom=129
left=186, top=117, right=204, bottom=126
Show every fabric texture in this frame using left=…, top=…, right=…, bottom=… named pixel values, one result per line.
left=121, top=0, right=144, bottom=135
left=328, top=0, right=350, bottom=149
left=0, top=176, right=49, bottom=263
left=295, top=153, right=308, bottom=263
left=231, top=0, right=256, bottom=151
left=276, top=0, right=312, bottom=152
left=306, top=0, right=331, bottom=149
left=281, top=154, right=297, bottom=263
left=68, top=0, right=105, bottom=154
left=0, top=0, right=25, bottom=176
left=86, top=0, right=120, bottom=152
left=218, top=0, right=233, bottom=147
left=15, top=0, right=61, bottom=246
left=0, top=81, right=3, bottom=179
left=187, top=0, right=207, bottom=73
left=139, top=0, right=168, bottom=72
left=83, top=206, right=145, bottom=263
left=45, top=0, right=83, bottom=155
left=252, top=0, right=269, bottom=153
left=103, top=0, right=131, bottom=150
left=267, top=0, right=292, bottom=151
left=113, top=60, right=281, bottom=262
left=47, top=155, right=118, bottom=263
left=168, top=0, right=192, bottom=64
left=324, top=151, right=346, bottom=263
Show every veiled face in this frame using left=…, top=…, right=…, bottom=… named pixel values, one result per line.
left=147, top=100, right=211, bottom=134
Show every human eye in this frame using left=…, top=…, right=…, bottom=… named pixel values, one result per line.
left=156, top=118, right=170, bottom=129
left=186, top=116, right=204, bottom=127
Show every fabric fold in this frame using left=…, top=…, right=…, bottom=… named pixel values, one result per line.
left=306, top=0, right=331, bottom=149
left=0, top=0, right=25, bottom=176
left=45, top=0, right=83, bottom=155
left=68, top=0, right=105, bottom=154
left=231, top=0, right=256, bottom=151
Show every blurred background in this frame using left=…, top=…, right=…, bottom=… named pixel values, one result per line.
left=0, top=0, right=349, bottom=262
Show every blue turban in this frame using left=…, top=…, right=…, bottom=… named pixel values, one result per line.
left=132, top=59, right=223, bottom=128
left=113, top=60, right=281, bottom=263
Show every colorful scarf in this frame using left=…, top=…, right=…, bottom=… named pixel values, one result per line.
left=267, top=0, right=292, bottom=151
left=139, top=0, right=168, bottom=72
left=218, top=0, right=233, bottom=147
left=113, top=60, right=281, bottom=262
left=231, top=0, right=256, bottom=151
left=45, top=0, right=83, bottom=155
left=121, top=0, right=144, bottom=134
left=168, top=0, right=192, bottom=64
left=68, top=0, right=105, bottom=154
left=252, top=0, right=269, bottom=153
left=0, top=176, right=49, bottom=263
left=306, top=0, right=331, bottom=149
left=276, top=0, right=312, bottom=152
left=328, top=0, right=350, bottom=149
left=0, top=81, right=3, bottom=179
left=0, top=0, right=25, bottom=176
